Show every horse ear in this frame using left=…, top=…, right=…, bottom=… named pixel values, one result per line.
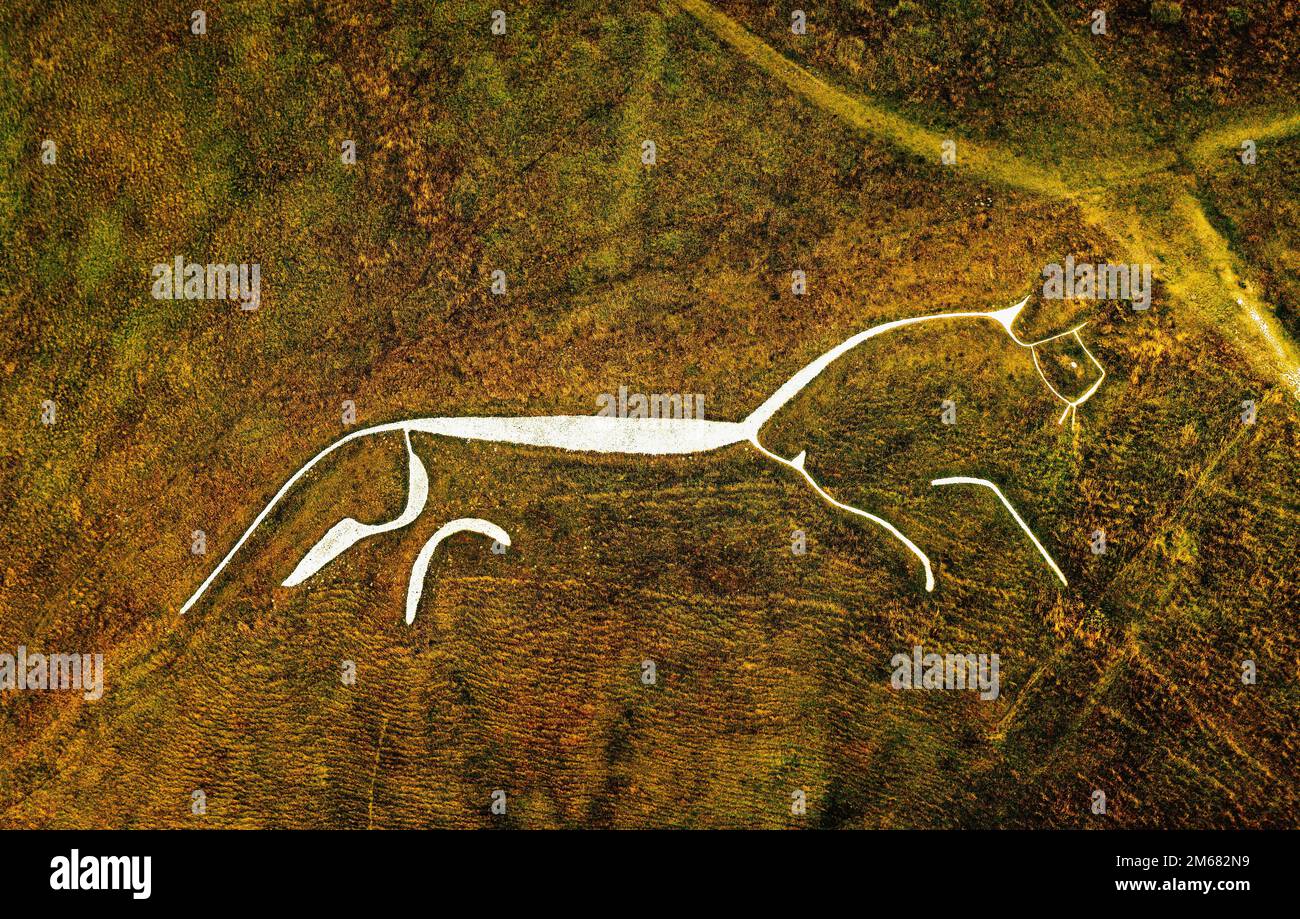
left=1012, top=289, right=1095, bottom=343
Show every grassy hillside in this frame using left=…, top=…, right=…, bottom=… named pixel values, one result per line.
left=0, top=0, right=1296, bottom=827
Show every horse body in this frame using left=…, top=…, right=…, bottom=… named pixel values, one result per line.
left=405, top=414, right=749, bottom=455
left=180, top=298, right=1101, bottom=619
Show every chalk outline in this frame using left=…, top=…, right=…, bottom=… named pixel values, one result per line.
left=180, top=297, right=1103, bottom=619
left=929, top=477, right=1069, bottom=586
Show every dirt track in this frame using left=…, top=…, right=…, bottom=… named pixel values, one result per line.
left=674, top=0, right=1300, bottom=402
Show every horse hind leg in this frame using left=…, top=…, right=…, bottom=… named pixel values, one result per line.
left=405, top=518, right=511, bottom=625
left=282, top=428, right=429, bottom=588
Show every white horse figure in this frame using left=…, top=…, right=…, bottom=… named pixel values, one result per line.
left=180, top=297, right=1104, bottom=623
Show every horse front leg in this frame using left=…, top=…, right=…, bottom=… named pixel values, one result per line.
left=929, top=476, right=1068, bottom=586
left=749, top=435, right=936, bottom=592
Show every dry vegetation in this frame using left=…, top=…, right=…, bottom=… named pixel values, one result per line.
left=0, top=0, right=1296, bottom=827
